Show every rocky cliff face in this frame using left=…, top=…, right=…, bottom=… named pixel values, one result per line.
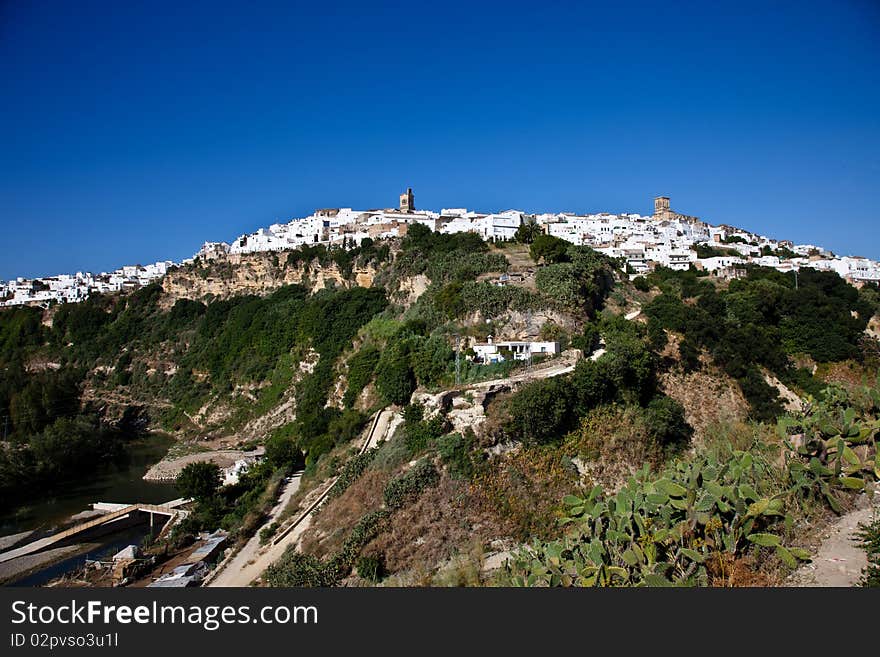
left=160, top=251, right=376, bottom=307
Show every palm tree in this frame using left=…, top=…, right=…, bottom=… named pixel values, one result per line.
left=515, top=218, right=541, bottom=244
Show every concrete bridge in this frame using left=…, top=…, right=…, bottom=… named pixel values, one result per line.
left=0, top=502, right=187, bottom=564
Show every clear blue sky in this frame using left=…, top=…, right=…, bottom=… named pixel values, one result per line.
left=1, top=0, right=879, bottom=280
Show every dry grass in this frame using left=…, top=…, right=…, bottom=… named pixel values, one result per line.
left=299, top=468, right=391, bottom=557
left=468, top=446, right=581, bottom=541
left=365, top=474, right=494, bottom=575
left=494, top=243, right=534, bottom=272
left=659, top=365, right=749, bottom=445
left=563, top=405, right=661, bottom=492
left=706, top=554, right=777, bottom=587
left=817, top=359, right=874, bottom=389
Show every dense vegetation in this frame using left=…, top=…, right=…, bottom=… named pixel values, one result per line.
left=392, top=223, right=507, bottom=284
left=504, top=315, right=690, bottom=451
left=643, top=266, right=874, bottom=420
left=0, top=305, right=135, bottom=506
left=0, top=274, right=389, bottom=507
left=172, top=459, right=287, bottom=544
left=532, top=244, right=617, bottom=315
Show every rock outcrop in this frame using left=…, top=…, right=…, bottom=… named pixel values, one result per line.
left=160, top=252, right=376, bottom=307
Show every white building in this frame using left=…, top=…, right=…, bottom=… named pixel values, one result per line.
left=4, top=191, right=879, bottom=310
left=697, top=256, right=748, bottom=272
left=470, top=336, right=559, bottom=363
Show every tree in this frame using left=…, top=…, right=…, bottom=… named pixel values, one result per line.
left=570, top=359, right=614, bottom=413
left=343, top=345, right=381, bottom=407
left=529, top=234, right=570, bottom=264
left=508, top=377, right=572, bottom=444
left=265, top=433, right=301, bottom=469
left=433, top=282, right=465, bottom=319
left=535, top=263, right=589, bottom=307
left=644, top=396, right=693, bottom=449
left=411, top=334, right=454, bottom=386
left=177, top=461, right=222, bottom=502
left=401, top=222, right=434, bottom=252
left=515, top=218, right=541, bottom=244
left=375, top=341, right=416, bottom=406
left=570, top=322, right=600, bottom=354
left=600, top=317, right=656, bottom=405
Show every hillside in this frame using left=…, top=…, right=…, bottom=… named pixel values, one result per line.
left=1, top=229, right=879, bottom=587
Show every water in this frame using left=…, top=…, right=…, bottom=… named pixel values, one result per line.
left=0, top=435, right=179, bottom=536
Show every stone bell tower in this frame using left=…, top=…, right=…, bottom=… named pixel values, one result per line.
left=400, top=187, right=415, bottom=213
left=654, top=196, right=671, bottom=220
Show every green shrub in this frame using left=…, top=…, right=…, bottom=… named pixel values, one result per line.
left=327, top=448, right=378, bottom=501
left=356, top=555, right=385, bottom=583
left=259, top=522, right=279, bottom=545
left=265, top=431, right=301, bottom=469
left=508, top=376, right=573, bottom=445
left=383, top=459, right=440, bottom=509
left=646, top=318, right=668, bottom=352
left=343, top=345, right=380, bottom=407
left=370, top=428, right=412, bottom=471
left=411, top=334, right=454, bottom=387
left=176, top=461, right=222, bottom=503
left=437, top=432, right=476, bottom=479
left=403, top=404, right=449, bottom=453
left=530, top=234, right=570, bottom=264
left=535, top=263, right=589, bottom=307
left=570, top=322, right=600, bottom=353
left=458, top=281, right=544, bottom=318
left=263, top=552, right=334, bottom=587
left=643, top=396, right=693, bottom=449
left=375, top=341, right=416, bottom=406
left=427, top=251, right=508, bottom=283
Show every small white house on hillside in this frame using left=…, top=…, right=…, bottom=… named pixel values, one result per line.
left=471, top=336, right=559, bottom=363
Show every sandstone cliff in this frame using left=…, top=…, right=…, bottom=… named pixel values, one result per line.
left=160, top=251, right=376, bottom=307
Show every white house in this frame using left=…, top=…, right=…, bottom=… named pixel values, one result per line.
left=697, top=256, right=747, bottom=272
left=471, top=336, right=559, bottom=363
left=471, top=213, right=522, bottom=241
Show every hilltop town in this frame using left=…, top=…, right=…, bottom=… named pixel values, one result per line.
left=1, top=182, right=879, bottom=590
left=3, top=189, right=878, bottom=308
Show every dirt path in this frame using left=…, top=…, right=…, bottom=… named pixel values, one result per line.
left=467, top=357, right=577, bottom=390
left=205, top=473, right=303, bottom=587
left=205, top=408, right=398, bottom=587
left=788, top=492, right=878, bottom=587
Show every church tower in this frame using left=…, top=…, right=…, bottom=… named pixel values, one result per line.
left=654, top=196, right=670, bottom=219
left=400, top=187, right=415, bottom=213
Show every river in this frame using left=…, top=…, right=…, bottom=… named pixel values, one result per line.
left=0, top=434, right=179, bottom=536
